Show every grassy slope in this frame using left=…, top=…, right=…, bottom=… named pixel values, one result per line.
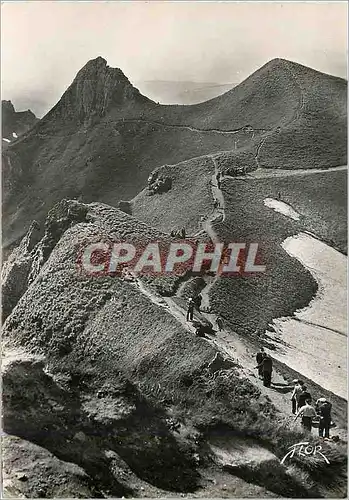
left=3, top=117, right=237, bottom=250
left=258, top=170, right=347, bottom=254
left=141, top=58, right=300, bottom=130
left=210, top=170, right=347, bottom=334
left=209, top=178, right=315, bottom=336
left=132, top=156, right=215, bottom=235
left=259, top=60, right=347, bottom=170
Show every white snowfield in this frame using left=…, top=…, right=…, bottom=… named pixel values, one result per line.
left=3, top=138, right=11, bottom=143
left=12, top=132, right=18, bottom=138
left=266, top=230, right=347, bottom=399
left=264, top=197, right=301, bottom=221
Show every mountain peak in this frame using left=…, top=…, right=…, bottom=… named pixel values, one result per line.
left=2, top=100, right=15, bottom=114
left=46, top=57, right=148, bottom=123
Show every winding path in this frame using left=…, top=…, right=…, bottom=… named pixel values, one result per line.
left=116, top=118, right=270, bottom=137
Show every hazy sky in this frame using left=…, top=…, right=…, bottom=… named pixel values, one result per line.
left=1, top=1, right=347, bottom=117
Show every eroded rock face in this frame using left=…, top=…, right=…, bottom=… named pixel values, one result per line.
left=1, top=221, right=41, bottom=320
left=2, top=355, right=200, bottom=495
left=2, top=200, right=90, bottom=320
left=2, top=434, right=102, bottom=499
left=46, top=57, right=149, bottom=124
left=2, top=100, right=38, bottom=140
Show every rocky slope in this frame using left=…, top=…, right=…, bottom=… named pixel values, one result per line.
left=2, top=100, right=38, bottom=141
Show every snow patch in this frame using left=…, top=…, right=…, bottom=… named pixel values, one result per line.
left=266, top=232, right=347, bottom=399
left=3, top=138, right=11, bottom=143
left=264, top=198, right=300, bottom=221
left=12, top=132, right=18, bottom=138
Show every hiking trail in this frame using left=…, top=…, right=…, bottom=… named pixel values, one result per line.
left=125, top=159, right=347, bottom=438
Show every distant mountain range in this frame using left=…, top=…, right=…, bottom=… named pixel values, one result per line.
left=134, top=80, right=234, bottom=105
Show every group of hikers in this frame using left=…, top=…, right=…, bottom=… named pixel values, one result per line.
left=255, top=348, right=334, bottom=438
left=292, top=379, right=334, bottom=438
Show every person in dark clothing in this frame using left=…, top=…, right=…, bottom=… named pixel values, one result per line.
left=186, top=298, right=195, bottom=321
left=216, top=172, right=221, bottom=189
left=256, top=348, right=266, bottom=379
left=195, top=294, right=202, bottom=311
left=256, top=354, right=272, bottom=387
left=298, top=385, right=312, bottom=408
left=195, top=323, right=206, bottom=338
left=317, top=400, right=332, bottom=438
left=181, top=227, right=186, bottom=239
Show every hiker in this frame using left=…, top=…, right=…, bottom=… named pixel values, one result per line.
left=294, top=399, right=317, bottom=432
left=256, top=348, right=266, bottom=379
left=256, top=354, right=273, bottom=387
left=315, top=397, right=326, bottom=412
left=186, top=298, right=195, bottom=322
left=195, top=323, right=206, bottom=338
left=181, top=227, right=186, bottom=239
left=213, top=199, right=219, bottom=209
left=316, top=399, right=332, bottom=439
left=216, top=316, right=224, bottom=331
left=199, top=216, right=205, bottom=230
left=291, top=379, right=304, bottom=414
left=170, top=229, right=176, bottom=237
left=298, top=385, right=312, bottom=408
left=195, top=294, right=202, bottom=311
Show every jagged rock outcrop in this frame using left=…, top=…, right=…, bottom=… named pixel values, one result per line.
left=1, top=221, right=41, bottom=320
left=2, top=200, right=89, bottom=320
left=43, top=56, right=150, bottom=125
left=2, top=433, right=102, bottom=498
left=2, top=100, right=38, bottom=140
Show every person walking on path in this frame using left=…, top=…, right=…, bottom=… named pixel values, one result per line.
left=317, top=399, right=332, bottom=439
left=294, top=399, right=317, bottom=432
left=195, top=294, right=202, bottom=312
left=291, top=379, right=304, bottom=414
left=256, top=348, right=266, bottom=379
left=256, top=353, right=273, bottom=387
left=298, top=385, right=312, bottom=408
left=186, top=298, right=195, bottom=322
